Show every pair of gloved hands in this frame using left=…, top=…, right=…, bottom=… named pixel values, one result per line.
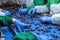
left=18, top=7, right=36, bottom=15
left=18, top=5, right=49, bottom=15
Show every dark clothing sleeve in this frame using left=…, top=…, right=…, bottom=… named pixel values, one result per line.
left=0, top=16, right=13, bottom=26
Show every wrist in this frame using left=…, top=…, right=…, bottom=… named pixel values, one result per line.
left=12, top=18, right=16, bottom=22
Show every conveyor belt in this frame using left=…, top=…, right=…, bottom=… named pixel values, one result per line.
left=1, top=8, right=60, bottom=40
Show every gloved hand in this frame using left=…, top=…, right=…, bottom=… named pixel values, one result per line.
left=28, top=8, right=36, bottom=15
left=40, top=16, right=52, bottom=23
left=18, top=7, right=28, bottom=15
left=1, top=10, right=11, bottom=16
left=13, top=19, right=30, bottom=32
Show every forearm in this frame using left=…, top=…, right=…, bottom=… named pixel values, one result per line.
left=13, top=32, right=53, bottom=40
left=0, top=16, right=13, bottom=26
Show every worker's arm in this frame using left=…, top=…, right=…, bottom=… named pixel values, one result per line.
left=13, top=32, right=53, bottom=40
left=2, top=16, right=29, bottom=27
left=0, top=16, right=29, bottom=32
left=13, top=32, right=37, bottom=40
left=0, top=16, right=13, bottom=26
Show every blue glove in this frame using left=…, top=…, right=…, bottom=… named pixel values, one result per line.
left=40, top=16, right=52, bottom=23
left=1, top=10, right=11, bottom=16
left=18, top=7, right=28, bottom=15
left=28, top=8, right=36, bottom=15
left=13, top=19, right=30, bottom=32
left=32, top=32, right=53, bottom=40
